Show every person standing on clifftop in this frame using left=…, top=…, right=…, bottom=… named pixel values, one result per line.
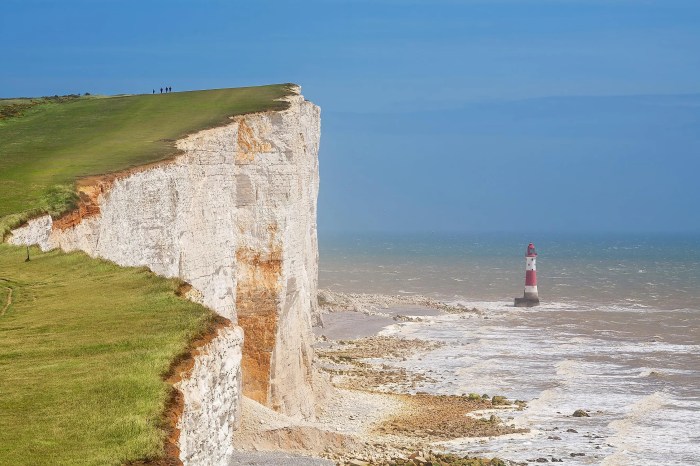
left=160, top=87, right=163, bottom=94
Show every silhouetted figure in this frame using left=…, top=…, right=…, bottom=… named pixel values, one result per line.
left=152, top=89, right=155, bottom=94
left=160, top=87, right=163, bottom=94
left=169, top=86, right=172, bottom=93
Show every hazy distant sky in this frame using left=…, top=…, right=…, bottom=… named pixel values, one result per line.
left=2, top=0, right=699, bottom=233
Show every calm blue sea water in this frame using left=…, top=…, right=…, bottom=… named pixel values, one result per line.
left=319, top=233, right=700, bottom=465
left=319, top=233, right=700, bottom=310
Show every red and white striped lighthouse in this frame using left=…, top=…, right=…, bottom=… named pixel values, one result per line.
left=514, top=242, right=540, bottom=307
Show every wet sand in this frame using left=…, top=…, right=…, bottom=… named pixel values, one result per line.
left=315, top=305, right=442, bottom=340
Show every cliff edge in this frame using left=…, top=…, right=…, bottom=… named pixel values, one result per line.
left=9, top=86, right=321, bottom=465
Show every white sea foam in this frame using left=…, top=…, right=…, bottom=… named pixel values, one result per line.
left=602, top=392, right=669, bottom=465
left=555, top=359, right=578, bottom=377
left=369, top=297, right=700, bottom=465
left=321, top=281, right=698, bottom=464
left=319, top=233, right=700, bottom=464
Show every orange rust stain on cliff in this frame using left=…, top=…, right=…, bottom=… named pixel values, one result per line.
left=235, top=243, right=282, bottom=407
left=237, top=313, right=277, bottom=405
left=234, top=117, right=272, bottom=164
left=52, top=181, right=111, bottom=230
left=52, top=158, right=178, bottom=232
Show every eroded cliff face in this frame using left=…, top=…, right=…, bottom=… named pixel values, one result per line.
left=177, top=324, right=244, bottom=465
left=9, top=87, right=321, bottom=463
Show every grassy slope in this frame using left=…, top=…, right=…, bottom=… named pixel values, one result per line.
left=0, top=84, right=293, bottom=235
left=0, top=245, right=215, bottom=465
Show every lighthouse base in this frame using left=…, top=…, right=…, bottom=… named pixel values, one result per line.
left=514, top=297, right=540, bottom=307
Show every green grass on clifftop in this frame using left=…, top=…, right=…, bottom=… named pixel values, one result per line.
left=0, top=84, right=294, bottom=236
left=0, top=244, right=216, bottom=465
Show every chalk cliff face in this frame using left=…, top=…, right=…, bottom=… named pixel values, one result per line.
left=9, top=88, right=321, bottom=464
left=177, top=324, right=244, bottom=465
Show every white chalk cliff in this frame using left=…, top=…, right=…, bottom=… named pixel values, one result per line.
left=9, top=87, right=321, bottom=465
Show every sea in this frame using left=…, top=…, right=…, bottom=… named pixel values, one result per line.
left=319, top=233, right=700, bottom=465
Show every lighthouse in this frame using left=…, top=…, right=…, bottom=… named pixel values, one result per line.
left=514, top=242, right=540, bottom=307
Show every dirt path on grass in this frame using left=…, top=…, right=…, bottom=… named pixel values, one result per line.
left=0, top=285, right=12, bottom=316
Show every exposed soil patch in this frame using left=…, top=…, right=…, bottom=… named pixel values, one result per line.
left=52, top=158, right=181, bottom=231
left=52, top=182, right=110, bottom=230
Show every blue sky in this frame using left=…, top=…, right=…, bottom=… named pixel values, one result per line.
left=2, top=0, right=699, bottom=233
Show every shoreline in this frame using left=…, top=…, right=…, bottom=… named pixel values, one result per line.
left=232, top=290, right=525, bottom=466
left=236, top=288, right=686, bottom=464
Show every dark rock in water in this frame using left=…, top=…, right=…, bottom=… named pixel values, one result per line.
left=392, top=314, right=424, bottom=322
left=567, top=428, right=578, bottom=433
left=573, top=409, right=590, bottom=417
left=551, top=459, right=564, bottom=463
left=548, top=435, right=562, bottom=440
left=535, top=458, right=549, bottom=463
left=570, top=452, right=586, bottom=457
left=514, top=296, right=540, bottom=307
